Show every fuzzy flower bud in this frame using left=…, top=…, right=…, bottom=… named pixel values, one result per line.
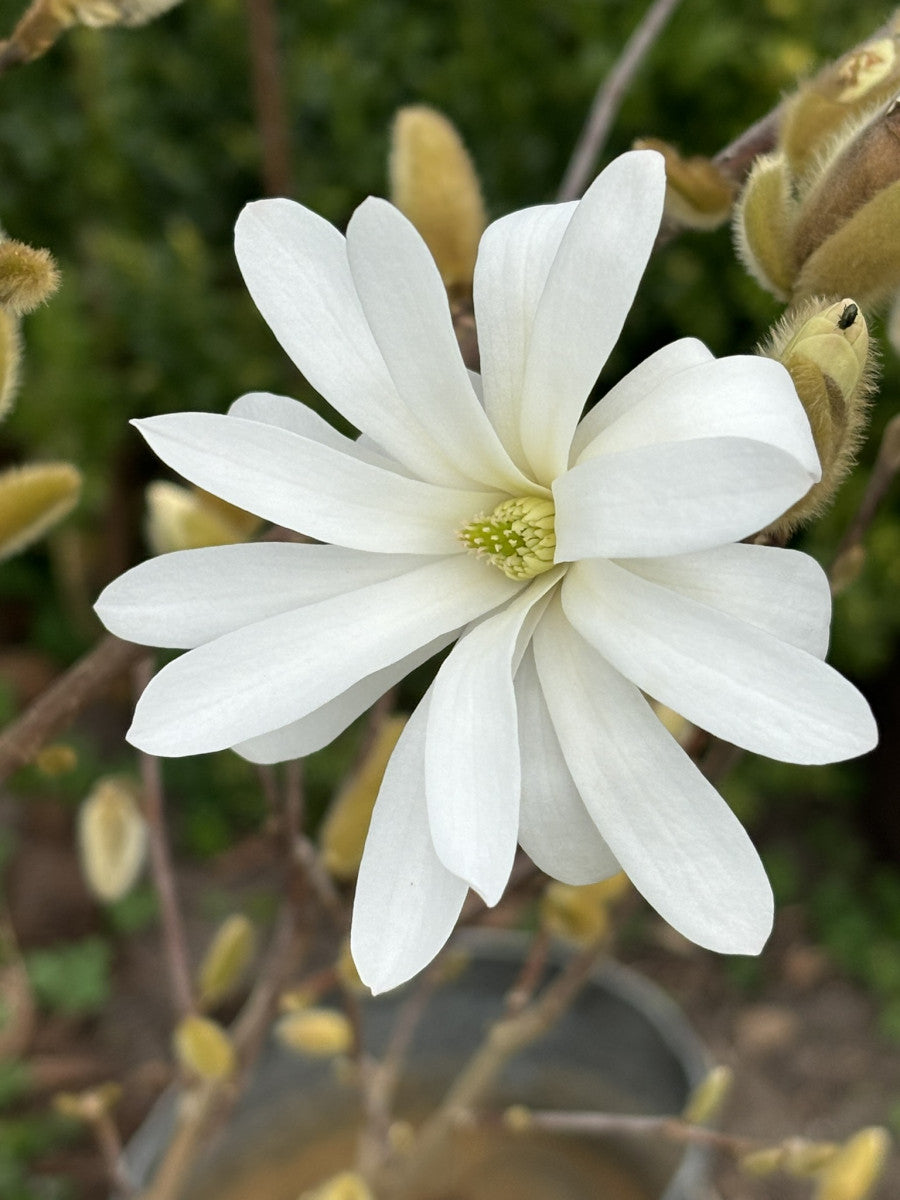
left=145, top=481, right=261, bottom=555
left=815, top=1128, right=890, bottom=1200
left=173, top=1015, right=236, bottom=1081
left=77, top=775, right=147, bottom=903
left=0, top=462, right=81, bottom=562
left=540, top=875, right=629, bottom=948
left=0, top=239, right=59, bottom=315
left=633, top=137, right=735, bottom=230
left=276, top=1007, right=354, bottom=1058
left=681, top=1065, right=733, bottom=1125
left=197, top=914, right=256, bottom=1008
left=0, top=0, right=183, bottom=70
left=34, top=742, right=78, bottom=777
left=53, top=1082, right=122, bottom=1122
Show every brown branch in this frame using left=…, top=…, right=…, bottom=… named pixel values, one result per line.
left=831, top=413, right=900, bottom=577
left=0, top=633, right=143, bottom=785
left=522, top=1108, right=756, bottom=1156
left=244, top=0, right=293, bottom=197
left=558, top=0, right=687, bottom=202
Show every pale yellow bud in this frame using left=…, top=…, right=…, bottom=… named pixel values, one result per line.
left=740, top=1146, right=787, bottom=1177
left=650, top=700, right=693, bottom=746
left=34, top=742, right=78, bottom=777
left=681, top=1065, right=733, bottom=1125
left=733, top=153, right=795, bottom=301
left=0, top=307, right=20, bottom=421
left=0, top=239, right=59, bottom=315
left=540, top=881, right=611, bottom=948
left=503, top=1104, right=532, bottom=1133
left=173, top=1015, right=236, bottom=1081
left=816, top=1128, right=890, bottom=1200
left=0, top=461, right=81, bottom=561
left=335, top=938, right=367, bottom=996
left=196, top=914, right=256, bottom=1008
left=319, top=715, right=406, bottom=880
left=276, top=1008, right=354, bottom=1058
left=300, top=1170, right=374, bottom=1200
left=389, top=106, right=486, bottom=294
left=145, top=481, right=261, bottom=555
left=782, top=1138, right=840, bottom=1176
left=53, top=1082, right=122, bottom=1122
left=388, top=1120, right=415, bottom=1154
left=0, top=0, right=184, bottom=71
left=77, top=775, right=147, bottom=903
left=278, top=986, right=317, bottom=1013
left=633, top=138, right=735, bottom=230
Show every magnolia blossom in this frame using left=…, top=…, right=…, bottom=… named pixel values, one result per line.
left=96, top=150, right=877, bottom=993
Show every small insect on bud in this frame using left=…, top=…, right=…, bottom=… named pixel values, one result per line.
left=173, top=1015, right=236, bottom=1082
left=759, top=297, right=876, bottom=538
left=815, top=1127, right=890, bottom=1200
left=77, top=775, right=147, bottom=903
left=196, top=914, right=256, bottom=1009
left=681, top=1065, right=733, bottom=1126
left=276, top=1008, right=354, bottom=1058
left=633, top=138, right=736, bottom=230
left=0, top=462, right=81, bottom=562
left=389, top=106, right=486, bottom=297
left=319, top=715, right=407, bottom=881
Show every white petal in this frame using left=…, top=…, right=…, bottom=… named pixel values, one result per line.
left=533, top=599, right=773, bottom=955
left=234, top=199, right=474, bottom=487
left=553, top=438, right=818, bottom=560
left=229, top=391, right=411, bottom=474
left=473, top=201, right=578, bottom=471
left=515, top=647, right=619, bottom=885
left=576, top=356, right=820, bottom=477
left=425, top=569, right=562, bottom=905
left=519, top=151, right=666, bottom=483
left=128, top=556, right=520, bottom=756
left=233, top=633, right=455, bottom=763
left=621, top=543, right=832, bottom=659
left=96, top=543, right=435, bottom=649
left=135, top=413, right=503, bottom=556
left=562, top=557, right=877, bottom=764
left=345, top=199, right=541, bottom=496
left=352, top=694, right=468, bottom=994
left=569, top=338, right=714, bottom=462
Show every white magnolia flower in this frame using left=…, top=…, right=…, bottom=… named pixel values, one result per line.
left=96, top=150, right=877, bottom=993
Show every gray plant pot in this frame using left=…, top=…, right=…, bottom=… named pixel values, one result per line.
left=123, top=930, right=713, bottom=1200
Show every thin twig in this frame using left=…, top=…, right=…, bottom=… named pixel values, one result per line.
left=831, top=413, right=900, bottom=574
left=92, top=1110, right=134, bottom=1198
left=522, top=1108, right=756, bottom=1155
left=244, top=0, right=293, bottom=196
left=558, top=0, right=687, bottom=202
left=134, top=659, right=195, bottom=1021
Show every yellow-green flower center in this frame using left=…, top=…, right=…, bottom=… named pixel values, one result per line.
left=458, top=496, right=556, bottom=580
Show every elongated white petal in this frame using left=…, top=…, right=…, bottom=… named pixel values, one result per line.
left=96, top=543, right=436, bottom=649
left=621, top=543, right=832, bottom=659
left=576, top=356, right=819, bottom=476
left=352, top=694, right=468, bottom=994
left=234, top=199, right=470, bottom=486
left=563, top=558, right=877, bottom=764
left=519, top=151, right=666, bottom=482
left=569, top=338, right=714, bottom=462
left=346, top=199, right=541, bottom=496
left=135, top=413, right=502, bottom=556
left=473, top=201, right=577, bottom=471
left=533, top=600, right=773, bottom=954
left=515, top=647, right=619, bottom=885
left=425, top=570, right=561, bottom=905
left=233, top=633, right=455, bottom=763
left=553, top=438, right=817, bottom=560
left=128, top=556, right=519, bottom=756
left=229, top=392, right=411, bottom=474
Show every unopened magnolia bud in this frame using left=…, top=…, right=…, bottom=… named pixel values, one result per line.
left=760, top=297, right=875, bottom=537
left=0, top=307, right=20, bottom=420
left=276, top=1007, right=353, bottom=1058
left=389, top=106, right=486, bottom=295
left=0, top=461, right=81, bottom=562
left=388, top=1120, right=415, bottom=1154
left=0, top=0, right=184, bottom=70
left=320, top=715, right=406, bottom=880
left=173, top=1015, right=235, bottom=1081
left=681, top=1065, right=733, bottom=1125
left=77, top=775, right=147, bottom=903
left=53, top=1082, right=122, bottom=1122
left=540, top=881, right=614, bottom=948
left=816, top=1128, right=890, bottom=1200
left=145, top=481, right=261, bottom=555
left=633, top=138, right=735, bottom=230
left=503, top=1104, right=532, bottom=1133
left=650, top=701, right=693, bottom=746
left=733, top=153, right=795, bottom=301
left=197, top=914, right=255, bottom=1008
left=335, top=938, right=367, bottom=996
left=300, top=1171, right=374, bottom=1200
left=0, top=239, right=59, bottom=315
left=740, top=1146, right=786, bottom=1177
left=34, top=742, right=78, bottom=777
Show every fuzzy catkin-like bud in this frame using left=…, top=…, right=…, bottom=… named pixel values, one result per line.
left=0, top=462, right=81, bottom=561
left=540, top=876, right=629, bottom=948
left=34, top=742, right=78, bottom=777
left=759, top=298, right=875, bottom=538
left=0, top=239, right=59, bottom=315
left=816, top=1128, right=890, bottom=1200
left=681, top=1065, right=733, bottom=1125
left=53, top=1082, right=122, bottom=1122
left=0, top=0, right=184, bottom=69
left=389, top=106, right=486, bottom=295
left=77, top=775, right=147, bottom=903
left=196, top=914, right=256, bottom=1008
left=633, top=138, right=735, bottom=230
left=319, top=715, right=407, bottom=880
left=173, top=1015, right=235, bottom=1081
left=145, top=481, right=261, bottom=555
left=276, top=1008, right=354, bottom=1058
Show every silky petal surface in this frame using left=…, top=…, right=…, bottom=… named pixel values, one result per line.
left=129, top=556, right=519, bottom=756
left=233, top=633, right=455, bottom=763
left=135, top=413, right=502, bottom=556
left=534, top=600, right=773, bottom=954
left=425, top=571, right=561, bottom=905
left=352, top=694, right=468, bottom=994
left=622, top=543, right=832, bottom=659
left=569, top=338, right=714, bottom=462
left=519, top=151, right=666, bottom=482
left=473, top=201, right=577, bottom=472
left=563, top=558, right=877, bottom=764
left=515, top=647, right=619, bottom=885
left=346, top=199, right=541, bottom=495
left=234, top=199, right=468, bottom=486
left=96, top=543, right=435, bottom=649
left=553, top=438, right=817, bottom=560
left=576, top=356, right=819, bottom=476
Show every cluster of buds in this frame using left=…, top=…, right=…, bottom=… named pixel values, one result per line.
left=742, top=1126, right=890, bottom=1200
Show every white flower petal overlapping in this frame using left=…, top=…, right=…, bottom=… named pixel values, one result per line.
left=96, top=149, right=877, bottom=994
